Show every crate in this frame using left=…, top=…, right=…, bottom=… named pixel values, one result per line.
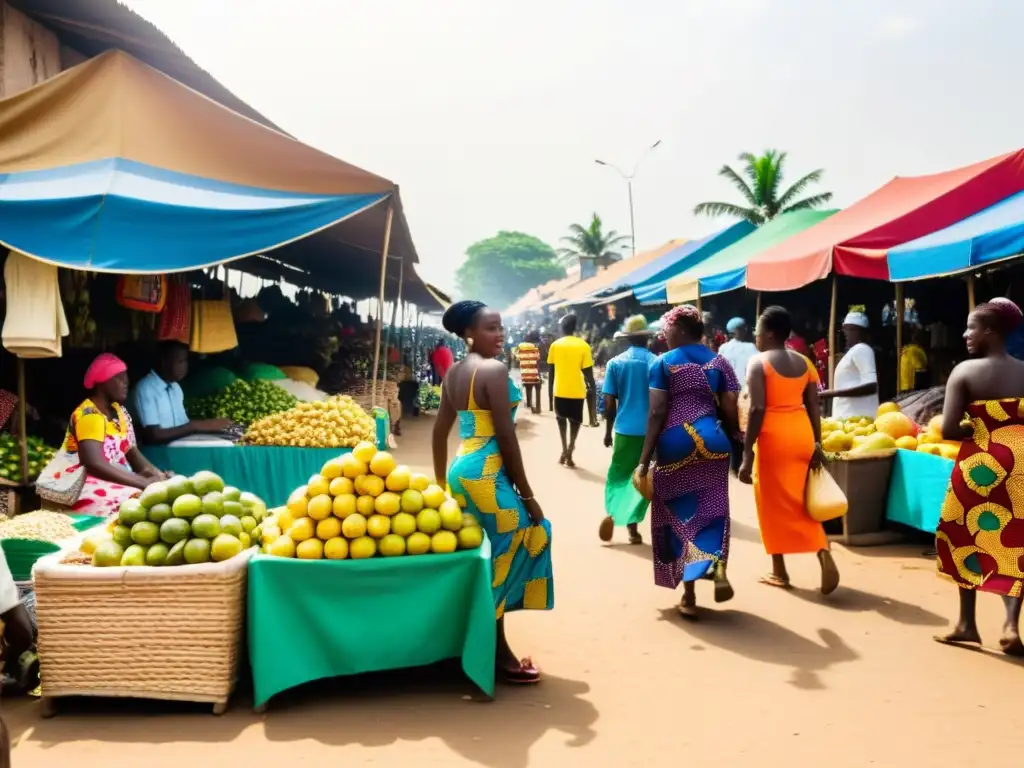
left=33, top=547, right=254, bottom=717
left=824, top=453, right=895, bottom=544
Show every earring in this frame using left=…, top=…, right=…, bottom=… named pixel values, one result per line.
left=466, top=337, right=474, bottom=349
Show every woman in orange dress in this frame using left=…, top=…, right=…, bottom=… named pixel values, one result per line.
left=738, top=306, right=839, bottom=593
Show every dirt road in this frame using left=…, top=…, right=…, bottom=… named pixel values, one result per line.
left=6, top=409, right=1022, bottom=767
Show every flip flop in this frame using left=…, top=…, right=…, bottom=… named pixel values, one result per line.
left=628, top=530, right=643, bottom=545
left=933, top=632, right=982, bottom=650
left=818, top=551, right=840, bottom=596
left=999, top=635, right=1024, bottom=657
left=758, top=574, right=792, bottom=589
left=598, top=516, right=614, bottom=542
left=677, top=601, right=699, bottom=621
left=501, top=657, right=541, bottom=685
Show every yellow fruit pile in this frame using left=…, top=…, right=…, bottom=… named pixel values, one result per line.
left=258, top=441, right=483, bottom=560
left=915, top=415, right=961, bottom=459
left=821, top=403, right=962, bottom=459
left=245, top=395, right=375, bottom=448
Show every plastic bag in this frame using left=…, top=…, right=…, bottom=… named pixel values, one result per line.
left=805, top=467, right=848, bottom=522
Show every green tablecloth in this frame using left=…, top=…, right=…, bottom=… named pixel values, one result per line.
left=141, top=444, right=351, bottom=507
left=885, top=449, right=954, bottom=533
left=247, top=540, right=496, bottom=706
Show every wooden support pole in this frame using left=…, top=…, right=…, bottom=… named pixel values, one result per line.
left=828, top=274, right=838, bottom=388
left=895, top=283, right=904, bottom=394
left=382, top=258, right=404, bottom=389
left=755, top=291, right=762, bottom=318
left=967, top=274, right=977, bottom=311
left=16, top=358, right=28, bottom=484
left=370, top=202, right=395, bottom=408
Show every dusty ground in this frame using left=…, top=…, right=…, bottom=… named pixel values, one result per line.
left=5, top=409, right=1024, bottom=767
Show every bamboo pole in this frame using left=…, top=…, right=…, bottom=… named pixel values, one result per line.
left=16, top=358, right=28, bottom=484
left=895, top=283, right=904, bottom=393
left=370, top=202, right=395, bottom=408
left=755, top=291, right=762, bottom=318
left=967, top=274, right=977, bottom=311
left=828, top=274, right=838, bottom=388
left=381, top=258, right=404, bottom=389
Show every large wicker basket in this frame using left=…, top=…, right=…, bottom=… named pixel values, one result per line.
left=33, top=548, right=254, bottom=716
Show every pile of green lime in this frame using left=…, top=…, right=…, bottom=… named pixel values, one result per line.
left=90, top=470, right=268, bottom=568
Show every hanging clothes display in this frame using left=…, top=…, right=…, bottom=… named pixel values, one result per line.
left=1, top=252, right=69, bottom=358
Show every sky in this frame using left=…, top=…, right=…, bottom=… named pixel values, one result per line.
left=125, top=0, right=1024, bottom=296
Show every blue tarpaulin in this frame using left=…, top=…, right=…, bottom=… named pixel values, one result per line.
left=888, top=188, right=1024, bottom=280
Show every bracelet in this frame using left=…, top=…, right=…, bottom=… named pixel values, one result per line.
left=519, top=495, right=534, bottom=502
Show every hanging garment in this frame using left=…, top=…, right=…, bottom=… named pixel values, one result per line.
left=158, top=277, right=191, bottom=344
left=1, top=252, right=69, bottom=358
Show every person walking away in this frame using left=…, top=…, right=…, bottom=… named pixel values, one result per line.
left=718, top=317, right=759, bottom=388
left=547, top=314, right=596, bottom=468
left=738, top=306, right=840, bottom=593
left=432, top=301, right=553, bottom=683
left=515, top=331, right=543, bottom=414
left=129, top=341, right=232, bottom=444
left=899, top=326, right=928, bottom=392
left=600, top=315, right=657, bottom=545
left=637, top=305, right=741, bottom=618
left=820, top=312, right=878, bottom=419
left=430, top=340, right=454, bottom=385
left=934, top=298, right=1024, bottom=656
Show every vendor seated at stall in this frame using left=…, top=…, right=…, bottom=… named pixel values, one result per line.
left=129, top=342, right=232, bottom=445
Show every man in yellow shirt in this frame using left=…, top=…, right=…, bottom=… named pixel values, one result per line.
left=547, top=313, right=595, bottom=468
left=899, top=327, right=928, bottom=392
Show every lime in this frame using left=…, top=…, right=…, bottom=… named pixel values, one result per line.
left=201, top=491, right=224, bottom=516
left=222, top=500, right=244, bottom=518
left=183, top=538, right=211, bottom=564
left=145, top=543, right=170, bottom=566
left=120, top=544, right=147, bottom=566
left=191, top=513, right=221, bottom=540
left=239, top=492, right=267, bottom=521
left=219, top=514, right=243, bottom=537
left=210, top=533, right=243, bottom=562
left=111, top=524, right=133, bottom=548
left=160, top=517, right=191, bottom=544
left=164, top=474, right=194, bottom=501
left=222, top=486, right=242, bottom=503
left=172, top=493, right=201, bottom=519
left=191, top=470, right=225, bottom=496
left=138, top=481, right=168, bottom=509
left=239, top=515, right=257, bottom=534
left=92, top=540, right=125, bottom=567
left=165, top=539, right=187, bottom=566
left=130, top=521, right=160, bottom=546
left=238, top=531, right=251, bottom=549
left=147, top=503, right=172, bottom=525
left=118, top=498, right=147, bottom=526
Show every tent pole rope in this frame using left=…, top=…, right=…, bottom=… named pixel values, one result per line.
left=895, top=283, right=904, bottom=394
left=16, top=358, right=28, bottom=484
left=828, top=274, right=837, bottom=389
left=967, top=274, right=976, bottom=311
left=370, top=201, right=395, bottom=409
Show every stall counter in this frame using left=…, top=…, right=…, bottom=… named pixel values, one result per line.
left=885, top=449, right=954, bottom=533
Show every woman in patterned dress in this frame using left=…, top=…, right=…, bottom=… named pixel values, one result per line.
left=935, top=298, right=1024, bottom=655
left=433, top=301, right=554, bottom=684
left=47, top=354, right=167, bottom=518
left=637, top=305, right=741, bottom=618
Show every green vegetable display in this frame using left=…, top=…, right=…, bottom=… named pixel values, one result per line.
left=0, top=433, right=58, bottom=484
left=186, top=379, right=297, bottom=427
left=417, top=383, right=441, bottom=412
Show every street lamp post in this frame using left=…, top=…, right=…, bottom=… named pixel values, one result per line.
left=595, top=139, right=662, bottom=257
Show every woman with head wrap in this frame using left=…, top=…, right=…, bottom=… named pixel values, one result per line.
left=43, top=353, right=168, bottom=517
left=935, top=298, right=1024, bottom=656
left=637, top=304, right=741, bottom=618
left=433, top=301, right=553, bottom=684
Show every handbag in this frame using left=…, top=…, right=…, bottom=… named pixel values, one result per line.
left=805, top=466, right=848, bottom=523
left=116, top=275, right=167, bottom=313
left=35, top=451, right=86, bottom=507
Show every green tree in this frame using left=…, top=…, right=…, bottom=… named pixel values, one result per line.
left=693, top=150, right=833, bottom=225
left=558, top=213, right=629, bottom=269
left=455, top=231, right=565, bottom=308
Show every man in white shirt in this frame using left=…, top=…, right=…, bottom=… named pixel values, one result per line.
left=821, top=311, right=879, bottom=419
left=718, top=317, right=759, bottom=388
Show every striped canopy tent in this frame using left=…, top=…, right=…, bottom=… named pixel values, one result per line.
left=746, top=150, right=1024, bottom=292
left=665, top=210, right=838, bottom=303
left=0, top=49, right=439, bottom=307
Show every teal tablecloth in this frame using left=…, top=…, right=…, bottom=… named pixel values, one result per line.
left=885, top=449, right=954, bottom=533
left=247, top=541, right=496, bottom=706
left=141, top=445, right=351, bottom=507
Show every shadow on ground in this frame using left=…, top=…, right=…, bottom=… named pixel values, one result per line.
left=788, top=584, right=947, bottom=627
left=658, top=608, right=858, bottom=690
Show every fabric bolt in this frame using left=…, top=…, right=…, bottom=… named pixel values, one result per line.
left=516, top=343, right=541, bottom=384
left=547, top=336, right=594, bottom=400
left=649, top=344, right=739, bottom=588
left=832, top=343, right=879, bottom=420
left=53, top=399, right=139, bottom=518
left=130, top=370, right=189, bottom=430
left=753, top=357, right=828, bottom=555
left=1, top=251, right=69, bottom=358
left=936, top=398, right=1024, bottom=597
left=446, top=371, right=554, bottom=619
left=718, top=339, right=759, bottom=389
left=605, top=434, right=648, bottom=527
left=899, top=344, right=928, bottom=392
left=553, top=397, right=584, bottom=424
left=602, top=346, right=657, bottom=437
left=247, top=545, right=497, bottom=706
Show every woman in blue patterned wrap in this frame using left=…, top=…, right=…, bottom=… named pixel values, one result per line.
left=433, top=300, right=554, bottom=685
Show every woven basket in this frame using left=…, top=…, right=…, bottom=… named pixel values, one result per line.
left=33, top=548, right=254, bottom=715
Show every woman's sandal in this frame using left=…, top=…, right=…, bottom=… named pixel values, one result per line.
left=758, top=574, right=792, bottom=589
left=628, top=530, right=643, bottom=545
left=677, top=598, right=699, bottom=620
left=501, top=657, right=541, bottom=685
left=712, top=562, right=735, bottom=603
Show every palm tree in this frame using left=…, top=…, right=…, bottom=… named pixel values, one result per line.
left=693, top=150, right=833, bottom=226
left=558, top=213, right=630, bottom=270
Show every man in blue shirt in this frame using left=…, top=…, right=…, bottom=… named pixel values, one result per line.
left=599, top=315, right=657, bottom=545
left=130, top=342, right=231, bottom=445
